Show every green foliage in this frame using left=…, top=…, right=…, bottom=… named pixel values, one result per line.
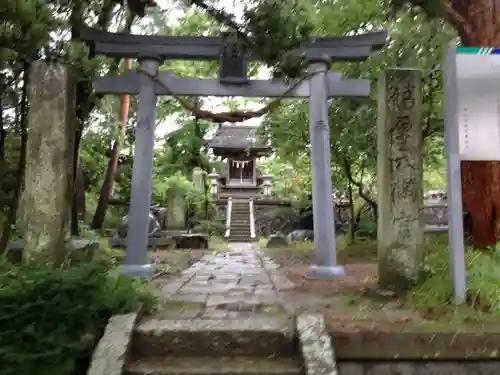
left=155, top=117, right=213, bottom=177
left=242, top=0, right=315, bottom=78
left=257, top=0, right=457, bottom=227
left=152, top=172, right=209, bottom=223
left=355, top=217, right=377, bottom=239
left=411, top=246, right=500, bottom=315
left=191, top=219, right=225, bottom=236
left=258, top=157, right=311, bottom=203
left=0, top=262, right=156, bottom=375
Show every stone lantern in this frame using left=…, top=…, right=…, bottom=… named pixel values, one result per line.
left=208, top=168, right=219, bottom=198
left=261, top=173, right=273, bottom=197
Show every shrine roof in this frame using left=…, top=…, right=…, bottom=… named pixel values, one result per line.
left=209, top=125, right=271, bottom=153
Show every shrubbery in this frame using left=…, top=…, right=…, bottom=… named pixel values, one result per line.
left=191, top=219, right=226, bottom=236
left=0, top=261, right=156, bottom=375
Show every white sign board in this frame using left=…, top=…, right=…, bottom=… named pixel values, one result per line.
left=456, top=49, right=500, bottom=160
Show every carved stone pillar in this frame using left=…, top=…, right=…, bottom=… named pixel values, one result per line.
left=377, top=68, right=424, bottom=292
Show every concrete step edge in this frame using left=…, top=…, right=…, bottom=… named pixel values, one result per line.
left=124, top=356, right=302, bottom=375
left=132, top=317, right=295, bottom=357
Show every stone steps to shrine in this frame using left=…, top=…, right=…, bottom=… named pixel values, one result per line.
left=228, top=230, right=251, bottom=242
left=228, top=200, right=252, bottom=242
left=124, top=317, right=302, bottom=375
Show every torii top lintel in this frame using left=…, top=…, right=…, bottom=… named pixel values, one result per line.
left=74, top=27, right=388, bottom=62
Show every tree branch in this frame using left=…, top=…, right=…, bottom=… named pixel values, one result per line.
left=409, top=0, right=472, bottom=39
left=339, top=155, right=378, bottom=216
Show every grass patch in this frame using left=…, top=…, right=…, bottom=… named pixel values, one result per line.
left=263, top=232, right=452, bottom=264
left=262, top=234, right=376, bottom=264
left=409, top=245, right=500, bottom=319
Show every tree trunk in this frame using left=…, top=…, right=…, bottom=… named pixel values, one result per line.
left=0, top=63, right=29, bottom=255
left=0, top=79, right=6, bottom=212
left=74, top=161, right=86, bottom=220
left=455, top=0, right=500, bottom=248
left=91, top=58, right=132, bottom=230
left=71, top=127, right=83, bottom=236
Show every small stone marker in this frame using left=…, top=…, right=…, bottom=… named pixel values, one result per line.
left=21, top=61, right=75, bottom=263
left=377, top=68, right=424, bottom=291
left=192, top=167, right=205, bottom=191
left=297, top=313, right=338, bottom=375
left=87, top=313, right=139, bottom=375
left=166, top=188, right=187, bottom=230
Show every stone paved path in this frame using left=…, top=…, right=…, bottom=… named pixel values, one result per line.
left=157, top=243, right=295, bottom=319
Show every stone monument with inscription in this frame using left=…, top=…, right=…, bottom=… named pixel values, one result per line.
left=192, top=167, right=205, bottom=191
left=21, top=61, right=75, bottom=263
left=377, top=68, right=424, bottom=292
left=165, top=188, right=187, bottom=231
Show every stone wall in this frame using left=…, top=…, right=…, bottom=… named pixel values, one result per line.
left=215, top=200, right=295, bottom=237
left=338, top=361, right=498, bottom=375
left=331, top=328, right=500, bottom=375
left=254, top=202, right=295, bottom=237
left=216, top=198, right=448, bottom=237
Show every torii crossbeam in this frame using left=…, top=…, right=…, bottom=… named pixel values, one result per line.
left=75, top=27, right=388, bottom=279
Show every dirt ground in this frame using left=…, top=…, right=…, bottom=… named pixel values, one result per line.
left=265, top=245, right=482, bottom=332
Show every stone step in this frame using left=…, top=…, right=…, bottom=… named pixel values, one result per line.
left=124, top=356, right=302, bottom=375
left=131, top=318, right=295, bottom=357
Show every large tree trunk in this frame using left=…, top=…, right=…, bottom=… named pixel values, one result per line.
left=454, top=0, right=500, bottom=248
left=91, top=58, right=132, bottom=230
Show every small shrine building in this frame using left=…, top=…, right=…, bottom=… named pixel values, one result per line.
left=209, top=124, right=272, bottom=194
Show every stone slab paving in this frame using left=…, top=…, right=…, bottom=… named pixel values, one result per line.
left=158, top=243, right=295, bottom=319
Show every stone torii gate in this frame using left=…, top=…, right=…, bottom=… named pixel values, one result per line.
left=76, top=28, right=387, bottom=279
